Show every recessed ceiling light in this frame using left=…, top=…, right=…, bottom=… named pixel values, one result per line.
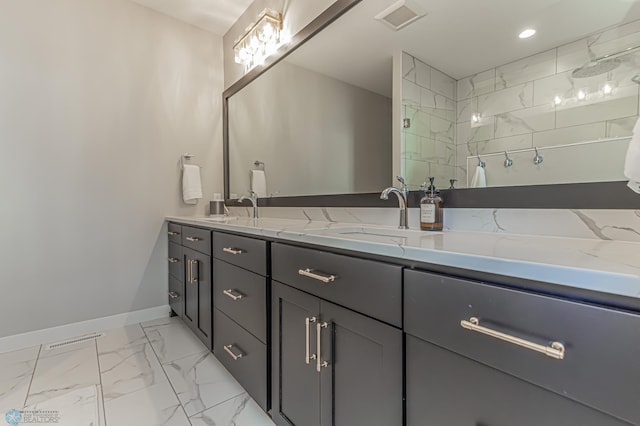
left=519, top=29, right=536, bottom=39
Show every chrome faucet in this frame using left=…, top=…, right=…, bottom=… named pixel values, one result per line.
left=380, top=176, right=409, bottom=229
left=238, top=191, right=259, bottom=219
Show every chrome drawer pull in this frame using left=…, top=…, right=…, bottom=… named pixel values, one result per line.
left=168, top=257, right=180, bottom=263
left=168, top=231, right=180, bottom=236
left=298, top=268, right=337, bottom=283
left=185, top=236, right=201, bottom=242
left=223, top=344, right=244, bottom=361
left=461, top=317, right=566, bottom=360
left=168, top=291, right=179, bottom=299
left=223, top=247, right=245, bottom=255
left=223, top=289, right=244, bottom=301
left=316, top=321, right=329, bottom=372
left=305, top=316, right=317, bottom=365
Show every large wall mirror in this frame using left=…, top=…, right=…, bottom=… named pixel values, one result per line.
left=225, top=0, right=640, bottom=207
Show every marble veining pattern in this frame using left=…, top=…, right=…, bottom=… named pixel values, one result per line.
left=0, top=321, right=273, bottom=425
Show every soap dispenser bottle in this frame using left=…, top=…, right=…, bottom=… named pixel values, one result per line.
left=420, top=177, right=443, bottom=231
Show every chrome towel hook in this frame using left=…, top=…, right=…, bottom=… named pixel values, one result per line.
left=477, top=154, right=486, bottom=168
left=533, top=147, right=543, bottom=165
left=181, top=153, right=194, bottom=170
left=504, top=151, right=513, bottom=168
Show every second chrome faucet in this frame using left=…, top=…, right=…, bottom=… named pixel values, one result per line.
left=380, top=176, right=409, bottom=229
left=238, top=191, right=259, bottom=219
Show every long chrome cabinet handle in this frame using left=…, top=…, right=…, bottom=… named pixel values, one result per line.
left=223, top=289, right=244, bottom=301
left=316, top=322, right=329, bottom=372
left=168, top=231, right=180, bottom=236
left=168, top=257, right=180, bottom=263
left=168, top=291, right=179, bottom=299
left=223, top=344, right=244, bottom=360
left=186, top=259, right=192, bottom=283
left=223, top=247, right=245, bottom=255
left=305, top=316, right=317, bottom=364
left=298, top=268, right=337, bottom=283
left=190, top=260, right=198, bottom=283
left=461, top=317, right=566, bottom=360
left=185, top=236, right=201, bottom=242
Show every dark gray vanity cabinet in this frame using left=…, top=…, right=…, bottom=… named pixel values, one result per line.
left=211, top=232, right=269, bottom=411
left=271, top=243, right=403, bottom=426
left=167, top=223, right=213, bottom=350
left=404, top=269, right=640, bottom=426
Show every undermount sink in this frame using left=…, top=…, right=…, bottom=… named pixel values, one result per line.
left=306, top=225, right=442, bottom=243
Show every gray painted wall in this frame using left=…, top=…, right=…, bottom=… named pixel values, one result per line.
left=0, top=0, right=224, bottom=338
left=228, top=61, right=392, bottom=197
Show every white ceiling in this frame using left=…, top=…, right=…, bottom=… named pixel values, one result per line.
left=286, top=0, right=640, bottom=97
left=129, top=0, right=252, bottom=35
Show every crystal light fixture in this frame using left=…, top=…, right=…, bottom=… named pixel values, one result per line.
left=233, top=9, right=283, bottom=73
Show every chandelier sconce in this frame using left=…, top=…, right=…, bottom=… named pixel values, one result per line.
left=233, top=9, right=283, bottom=73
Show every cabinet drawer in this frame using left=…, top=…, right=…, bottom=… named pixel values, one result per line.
left=213, top=259, right=267, bottom=343
left=181, top=226, right=211, bottom=255
left=168, top=242, right=183, bottom=281
left=168, top=222, right=182, bottom=244
left=214, top=309, right=267, bottom=411
left=407, top=335, right=627, bottom=426
left=272, top=243, right=402, bottom=327
left=168, top=275, right=184, bottom=318
left=212, top=232, right=267, bottom=275
left=405, top=269, right=640, bottom=424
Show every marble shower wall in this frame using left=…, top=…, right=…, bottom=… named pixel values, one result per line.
left=401, top=52, right=457, bottom=190
left=456, top=19, right=640, bottom=187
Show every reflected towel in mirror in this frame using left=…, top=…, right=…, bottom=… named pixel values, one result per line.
left=182, top=164, right=202, bottom=204
left=250, top=169, right=267, bottom=197
left=624, top=117, right=640, bottom=194
left=470, top=165, right=487, bottom=188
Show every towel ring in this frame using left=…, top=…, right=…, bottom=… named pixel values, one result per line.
left=181, top=153, right=201, bottom=170
left=254, top=160, right=265, bottom=171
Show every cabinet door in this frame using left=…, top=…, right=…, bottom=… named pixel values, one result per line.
left=406, top=335, right=628, bottom=426
left=183, top=247, right=212, bottom=349
left=272, top=282, right=321, bottom=426
left=319, top=301, right=402, bottom=426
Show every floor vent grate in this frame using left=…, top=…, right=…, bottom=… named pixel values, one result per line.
left=45, top=332, right=105, bottom=350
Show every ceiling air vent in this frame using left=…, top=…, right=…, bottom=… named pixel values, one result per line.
left=375, top=0, right=427, bottom=31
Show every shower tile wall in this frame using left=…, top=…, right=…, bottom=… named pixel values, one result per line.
left=455, top=19, right=640, bottom=187
left=402, top=53, right=457, bottom=190
left=402, top=19, right=640, bottom=189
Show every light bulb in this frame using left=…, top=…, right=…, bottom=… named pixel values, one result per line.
left=471, top=113, right=481, bottom=124
left=602, top=83, right=613, bottom=95
left=553, top=95, right=562, bottom=105
left=577, top=89, right=587, bottom=100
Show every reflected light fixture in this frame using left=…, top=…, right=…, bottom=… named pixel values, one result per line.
left=233, top=9, right=283, bottom=73
left=519, top=28, right=536, bottom=39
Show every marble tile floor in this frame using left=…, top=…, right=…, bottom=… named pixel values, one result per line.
left=0, top=317, right=275, bottom=426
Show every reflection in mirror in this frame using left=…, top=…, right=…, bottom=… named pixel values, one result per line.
left=226, top=0, right=640, bottom=199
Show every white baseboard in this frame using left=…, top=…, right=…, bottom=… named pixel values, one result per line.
left=0, top=305, right=171, bottom=353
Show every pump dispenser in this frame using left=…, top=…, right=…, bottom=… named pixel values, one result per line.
left=420, top=177, right=443, bottom=231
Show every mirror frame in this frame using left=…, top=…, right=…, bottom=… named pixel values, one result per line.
left=223, top=0, right=640, bottom=209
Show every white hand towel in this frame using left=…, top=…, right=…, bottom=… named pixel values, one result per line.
left=624, top=117, right=640, bottom=194
left=250, top=169, right=267, bottom=197
left=470, top=165, right=487, bottom=188
left=182, top=164, right=202, bottom=204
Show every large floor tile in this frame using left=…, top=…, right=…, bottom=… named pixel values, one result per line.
left=144, top=321, right=208, bottom=364
left=163, top=352, right=245, bottom=416
left=140, top=316, right=181, bottom=330
left=99, top=339, right=166, bottom=402
left=24, top=385, right=102, bottom=426
left=103, top=380, right=190, bottom=426
left=97, top=324, right=147, bottom=354
left=26, top=341, right=100, bottom=406
left=0, top=345, right=40, bottom=413
left=189, top=393, right=275, bottom=426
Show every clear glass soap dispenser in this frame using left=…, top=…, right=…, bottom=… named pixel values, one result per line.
left=420, top=177, right=443, bottom=231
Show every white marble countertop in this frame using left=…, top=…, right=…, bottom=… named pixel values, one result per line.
left=166, top=216, right=640, bottom=300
